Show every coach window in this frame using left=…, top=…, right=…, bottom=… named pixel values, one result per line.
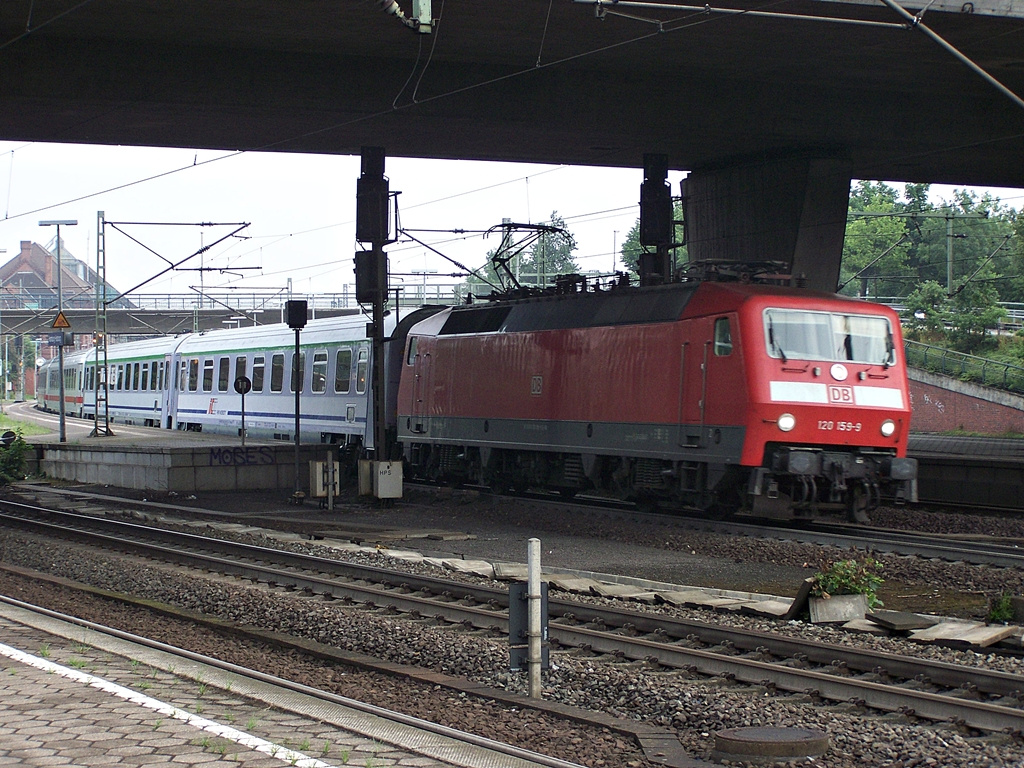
left=714, top=317, right=733, bottom=356
left=291, top=351, right=306, bottom=393
left=188, top=359, right=200, bottom=392
left=355, top=348, right=368, bottom=394
left=116, top=365, right=125, bottom=391
left=155, top=362, right=163, bottom=390
left=312, top=351, right=328, bottom=393
left=252, top=355, right=265, bottom=392
left=202, top=359, right=214, bottom=392
left=141, top=363, right=149, bottom=391
left=235, top=356, right=247, bottom=384
left=270, top=353, right=284, bottom=392
left=334, top=349, right=352, bottom=394
left=218, top=357, right=230, bottom=392
left=133, top=362, right=141, bottom=390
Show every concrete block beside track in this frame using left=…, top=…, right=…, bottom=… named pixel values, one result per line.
left=35, top=436, right=325, bottom=493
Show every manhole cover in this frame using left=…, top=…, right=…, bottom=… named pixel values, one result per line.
left=712, top=727, right=829, bottom=765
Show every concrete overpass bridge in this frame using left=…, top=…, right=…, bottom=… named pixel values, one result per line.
left=2, top=0, right=1022, bottom=289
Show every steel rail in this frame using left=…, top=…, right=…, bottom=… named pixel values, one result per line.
left=0, top=595, right=590, bottom=768
left=551, top=622, right=1024, bottom=734
left=3, top=501, right=1022, bottom=694
left=675, top=516, right=1024, bottom=568
left=3, top=503, right=1023, bottom=733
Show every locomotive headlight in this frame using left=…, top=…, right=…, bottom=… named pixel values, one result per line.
left=880, top=419, right=897, bottom=437
left=777, top=413, right=796, bottom=432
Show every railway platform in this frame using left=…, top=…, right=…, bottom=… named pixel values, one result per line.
left=16, top=401, right=334, bottom=494
left=0, top=598, right=581, bottom=768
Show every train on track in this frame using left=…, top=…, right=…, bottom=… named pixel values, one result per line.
left=36, top=271, right=917, bottom=520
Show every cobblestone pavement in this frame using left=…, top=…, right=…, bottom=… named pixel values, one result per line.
left=0, top=604, right=565, bottom=768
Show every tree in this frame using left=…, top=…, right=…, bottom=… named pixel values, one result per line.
left=946, top=281, right=1007, bottom=353
left=839, top=182, right=912, bottom=298
left=901, top=280, right=949, bottom=340
left=519, top=211, right=578, bottom=285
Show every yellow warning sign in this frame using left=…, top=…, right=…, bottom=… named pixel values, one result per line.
left=52, top=311, right=71, bottom=329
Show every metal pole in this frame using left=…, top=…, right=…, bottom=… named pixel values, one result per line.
left=40, top=219, right=76, bottom=441
left=946, top=212, right=954, bottom=296
left=294, top=327, right=301, bottom=496
left=327, top=452, right=335, bottom=511
left=527, top=537, right=542, bottom=699
left=57, top=225, right=66, bottom=442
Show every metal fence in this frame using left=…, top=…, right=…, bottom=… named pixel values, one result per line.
left=904, top=339, right=1024, bottom=396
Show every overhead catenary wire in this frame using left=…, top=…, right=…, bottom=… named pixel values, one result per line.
left=875, top=0, right=1024, bottom=115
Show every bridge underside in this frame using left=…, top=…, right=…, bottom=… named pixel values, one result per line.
left=2, top=0, right=1022, bottom=289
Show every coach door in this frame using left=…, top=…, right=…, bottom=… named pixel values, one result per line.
left=162, top=353, right=179, bottom=429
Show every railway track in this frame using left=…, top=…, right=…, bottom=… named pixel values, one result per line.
left=2, top=497, right=1023, bottom=736
left=465, top=489, right=1024, bottom=569
left=0, top=594, right=593, bottom=768
left=683, top=516, right=1024, bottom=569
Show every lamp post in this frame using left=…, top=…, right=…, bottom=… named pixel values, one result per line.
left=39, top=219, right=77, bottom=442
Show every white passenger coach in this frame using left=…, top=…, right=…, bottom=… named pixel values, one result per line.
left=36, top=307, right=442, bottom=454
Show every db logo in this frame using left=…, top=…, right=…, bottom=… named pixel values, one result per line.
left=828, top=386, right=854, bottom=404
left=530, top=375, right=543, bottom=396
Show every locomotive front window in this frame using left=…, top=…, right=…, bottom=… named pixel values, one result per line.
left=764, top=309, right=894, bottom=365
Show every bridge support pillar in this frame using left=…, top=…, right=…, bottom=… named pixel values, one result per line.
left=680, top=155, right=851, bottom=292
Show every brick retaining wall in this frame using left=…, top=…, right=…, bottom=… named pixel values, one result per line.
left=908, top=368, right=1024, bottom=434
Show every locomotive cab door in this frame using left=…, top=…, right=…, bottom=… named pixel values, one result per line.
left=408, top=336, right=431, bottom=434
left=678, top=315, right=737, bottom=449
left=677, top=340, right=705, bottom=448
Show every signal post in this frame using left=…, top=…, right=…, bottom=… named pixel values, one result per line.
left=355, top=147, right=402, bottom=500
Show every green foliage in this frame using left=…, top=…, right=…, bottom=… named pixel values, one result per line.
left=810, top=558, right=884, bottom=608
left=987, top=593, right=1015, bottom=624
left=901, top=280, right=949, bottom=338
left=840, top=182, right=912, bottom=298
left=0, top=431, right=28, bottom=486
left=522, top=211, right=578, bottom=281
left=841, top=181, right=1018, bottom=308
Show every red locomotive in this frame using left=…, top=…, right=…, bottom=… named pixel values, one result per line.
left=396, top=276, right=916, bottom=521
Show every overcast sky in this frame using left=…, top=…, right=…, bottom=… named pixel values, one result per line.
left=2, top=140, right=1021, bottom=301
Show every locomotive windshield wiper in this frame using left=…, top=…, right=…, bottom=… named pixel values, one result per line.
left=767, top=316, right=788, bottom=363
